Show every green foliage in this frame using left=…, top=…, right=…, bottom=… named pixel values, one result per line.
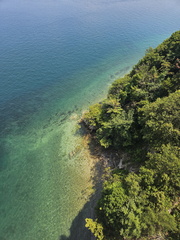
left=97, top=108, right=134, bottom=148
left=139, top=90, right=180, bottom=146
left=168, top=204, right=180, bottom=240
left=84, top=31, right=180, bottom=240
left=108, top=75, right=131, bottom=104
left=93, top=145, right=179, bottom=239
left=83, top=103, right=102, bottom=130
left=145, top=144, right=180, bottom=196
left=94, top=168, right=178, bottom=239
left=85, top=218, right=104, bottom=240
left=96, top=173, right=143, bottom=239
left=83, top=31, right=180, bottom=149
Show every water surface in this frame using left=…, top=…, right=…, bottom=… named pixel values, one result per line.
left=0, top=0, right=180, bottom=239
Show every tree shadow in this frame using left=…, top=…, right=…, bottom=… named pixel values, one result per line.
left=58, top=123, right=109, bottom=240
left=58, top=117, right=140, bottom=239
left=58, top=199, right=95, bottom=240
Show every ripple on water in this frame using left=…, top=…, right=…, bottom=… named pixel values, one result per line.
left=0, top=0, right=180, bottom=239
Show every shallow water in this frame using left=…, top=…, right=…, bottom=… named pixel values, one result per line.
left=0, top=0, right=180, bottom=239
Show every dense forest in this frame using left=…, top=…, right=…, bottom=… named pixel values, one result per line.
left=83, top=31, right=180, bottom=240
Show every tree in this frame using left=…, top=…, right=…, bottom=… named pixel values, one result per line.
left=139, top=90, right=180, bottom=146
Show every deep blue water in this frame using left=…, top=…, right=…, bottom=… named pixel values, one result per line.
left=0, top=0, right=180, bottom=239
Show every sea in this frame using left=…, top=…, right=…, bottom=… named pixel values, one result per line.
left=0, top=0, right=180, bottom=239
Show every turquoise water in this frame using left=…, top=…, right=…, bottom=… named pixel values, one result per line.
left=0, top=0, right=180, bottom=239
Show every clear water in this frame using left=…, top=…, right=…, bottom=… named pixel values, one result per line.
left=0, top=0, right=180, bottom=239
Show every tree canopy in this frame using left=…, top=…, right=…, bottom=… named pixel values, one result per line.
left=84, top=31, right=180, bottom=240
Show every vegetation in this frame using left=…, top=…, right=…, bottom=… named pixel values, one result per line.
left=84, top=31, right=180, bottom=239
